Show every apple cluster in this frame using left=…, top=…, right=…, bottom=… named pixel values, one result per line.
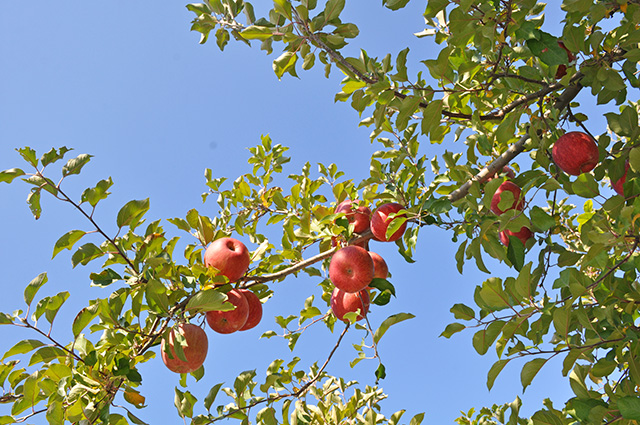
left=161, top=201, right=408, bottom=373
left=329, top=201, right=403, bottom=322
left=492, top=130, right=631, bottom=249
left=162, top=237, right=261, bottom=373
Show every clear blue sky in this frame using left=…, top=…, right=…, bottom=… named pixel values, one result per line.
left=0, top=2, right=579, bottom=423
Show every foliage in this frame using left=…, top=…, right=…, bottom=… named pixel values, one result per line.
left=2, top=0, right=640, bottom=423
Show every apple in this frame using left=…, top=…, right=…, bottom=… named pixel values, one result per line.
left=555, top=41, right=576, bottom=79
left=370, top=203, right=407, bottom=242
left=552, top=131, right=599, bottom=176
left=204, top=237, right=251, bottom=283
left=329, top=245, right=375, bottom=293
left=335, top=200, right=371, bottom=233
left=491, top=181, right=524, bottom=215
left=237, top=289, right=263, bottom=331
left=161, top=323, right=208, bottom=374
left=499, top=226, right=533, bottom=247
left=205, top=289, right=249, bottom=334
left=368, top=251, right=388, bottom=279
left=330, top=288, right=370, bottom=322
left=486, top=166, right=516, bottom=182
left=331, top=235, right=369, bottom=250
left=612, top=161, right=630, bottom=197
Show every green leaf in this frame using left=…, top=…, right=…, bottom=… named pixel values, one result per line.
left=618, top=397, right=640, bottom=421
left=571, top=173, right=599, bottom=198
left=530, top=206, right=555, bottom=232
left=71, top=243, right=104, bottom=268
left=450, top=303, right=475, bottom=320
left=526, top=32, right=567, bottom=66
left=409, top=413, right=425, bottom=425
left=27, top=188, right=42, bottom=219
left=62, top=154, right=92, bottom=176
left=240, top=25, right=274, bottom=41
left=487, top=359, right=510, bottom=390
left=506, top=235, right=525, bottom=271
left=375, top=363, right=386, bottom=380
left=24, top=272, right=47, bottom=307
left=373, top=313, right=415, bottom=344
left=16, top=147, right=37, bottom=167
left=472, top=320, right=504, bottom=355
left=185, top=289, right=232, bottom=313
left=324, top=0, right=345, bottom=21
left=2, top=339, right=45, bottom=361
left=40, top=147, right=71, bottom=167
left=90, top=268, right=122, bottom=287
left=175, top=388, right=197, bottom=418
left=421, top=100, right=443, bottom=137
left=117, top=199, right=150, bottom=229
left=479, top=278, right=510, bottom=310
left=29, top=346, right=67, bottom=366
left=521, top=357, right=548, bottom=392
left=273, top=51, right=298, bottom=80
left=439, top=322, right=465, bottom=338
left=0, top=168, right=25, bottom=184
left=81, top=177, right=113, bottom=207
left=204, top=383, right=223, bottom=412
left=145, top=280, right=170, bottom=314
left=72, top=303, right=100, bottom=338
left=383, top=0, right=411, bottom=10
left=52, top=230, right=86, bottom=259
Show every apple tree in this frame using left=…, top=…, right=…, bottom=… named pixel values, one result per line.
left=1, top=0, right=640, bottom=424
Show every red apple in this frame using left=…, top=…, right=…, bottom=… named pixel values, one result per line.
left=499, top=227, right=533, bottom=247
left=329, top=245, right=375, bottom=293
left=491, top=181, right=524, bottom=215
left=204, top=237, right=251, bottom=283
left=330, top=288, right=370, bottom=322
left=161, top=323, right=208, bottom=374
left=237, top=289, right=263, bottom=331
left=555, top=41, right=576, bottom=79
left=486, top=166, right=516, bottom=181
left=368, top=251, right=389, bottom=279
left=205, top=289, right=249, bottom=334
left=612, top=161, right=630, bottom=197
left=552, top=131, right=599, bottom=176
left=335, top=200, right=371, bottom=233
left=370, top=203, right=407, bottom=242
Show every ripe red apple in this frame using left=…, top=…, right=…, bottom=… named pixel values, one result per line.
left=499, top=227, right=533, bottom=247
left=237, top=289, right=263, bottom=331
left=552, top=131, right=599, bottom=176
left=491, top=181, right=524, bottom=215
left=330, top=288, right=370, bottom=322
left=612, top=161, right=630, bottom=197
left=370, top=203, right=407, bottom=242
left=368, top=251, right=389, bottom=279
left=204, top=237, right=251, bottom=283
left=205, top=289, right=249, bottom=334
left=486, top=166, right=516, bottom=182
left=335, top=200, right=371, bottom=233
left=329, top=245, right=375, bottom=293
left=161, top=323, right=208, bottom=374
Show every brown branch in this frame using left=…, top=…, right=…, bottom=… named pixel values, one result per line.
left=448, top=132, right=530, bottom=202
left=242, top=245, right=339, bottom=285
